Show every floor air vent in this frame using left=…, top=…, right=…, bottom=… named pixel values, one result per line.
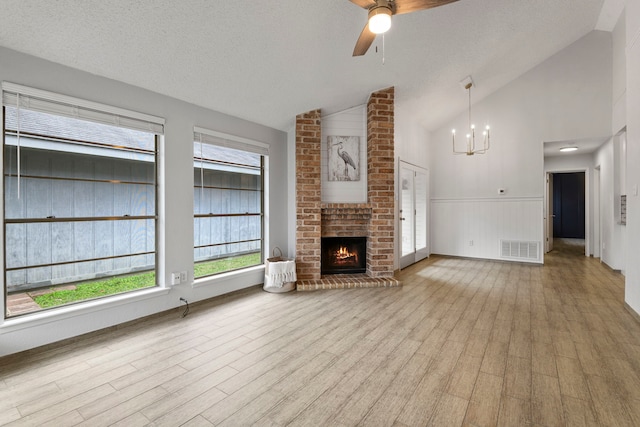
left=500, top=240, right=540, bottom=261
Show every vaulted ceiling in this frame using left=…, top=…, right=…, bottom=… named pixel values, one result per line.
left=0, top=0, right=617, bottom=132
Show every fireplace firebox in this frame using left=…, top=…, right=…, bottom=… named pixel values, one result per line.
left=321, top=236, right=367, bottom=275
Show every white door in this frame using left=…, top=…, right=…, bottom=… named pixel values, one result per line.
left=400, top=161, right=429, bottom=269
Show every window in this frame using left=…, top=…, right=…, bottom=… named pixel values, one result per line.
left=193, top=128, right=267, bottom=279
left=3, top=83, right=163, bottom=317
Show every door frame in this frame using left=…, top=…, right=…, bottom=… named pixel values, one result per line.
left=543, top=168, right=590, bottom=256
left=398, top=159, right=430, bottom=269
left=593, top=165, right=601, bottom=259
left=545, top=172, right=554, bottom=253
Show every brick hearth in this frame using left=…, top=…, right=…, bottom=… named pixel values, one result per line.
left=296, top=274, right=399, bottom=291
left=294, top=87, right=400, bottom=290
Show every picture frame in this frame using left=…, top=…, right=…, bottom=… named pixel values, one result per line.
left=327, top=135, right=360, bottom=181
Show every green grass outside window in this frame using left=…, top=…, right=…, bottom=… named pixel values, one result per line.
left=194, top=252, right=261, bottom=278
left=31, top=252, right=261, bottom=309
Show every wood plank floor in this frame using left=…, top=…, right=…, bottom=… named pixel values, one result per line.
left=2, top=240, right=640, bottom=426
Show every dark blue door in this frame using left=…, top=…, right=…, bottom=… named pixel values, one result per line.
left=552, top=172, right=585, bottom=239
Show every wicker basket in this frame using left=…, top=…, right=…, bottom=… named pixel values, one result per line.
left=264, top=247, right=296, bottom=293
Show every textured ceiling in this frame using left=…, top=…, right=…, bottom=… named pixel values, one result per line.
left=0, top=0, right=609, bottom=132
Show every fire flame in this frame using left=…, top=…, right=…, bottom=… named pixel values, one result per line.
left=334, top=246, right=357, bottom=262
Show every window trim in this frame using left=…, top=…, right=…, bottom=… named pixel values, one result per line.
left=192, top=126, right=269, bottom=281
left=2, top=84, right=163, bottom=318
left=192, top=264, right=264, bottom=289
left=193, top=127, right=269, bottom=156
left=2, top=82, right=164, bottom=134
left=0, top=286, right=170, bottom=333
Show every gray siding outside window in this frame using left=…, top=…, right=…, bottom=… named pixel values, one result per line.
left=4, top=148, right=262, bottom=293
left=5, top=146, right=156, bottom=292
left=193, top=167, right=262, bottom=262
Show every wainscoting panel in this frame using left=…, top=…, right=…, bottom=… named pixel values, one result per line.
left=431, top=197, right=544, bottom=263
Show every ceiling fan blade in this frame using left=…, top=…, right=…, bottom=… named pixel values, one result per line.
left=353, top=23, right=376, bottom=56
left=393, top=0, right=458, bottom=15
left=349, top=0, right=377, bottom=9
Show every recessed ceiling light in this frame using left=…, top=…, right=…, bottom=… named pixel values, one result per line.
left=560, top=146, right=578, bottom=152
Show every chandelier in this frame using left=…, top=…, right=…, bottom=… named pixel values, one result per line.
left=452, top=76, right=490, bottom=155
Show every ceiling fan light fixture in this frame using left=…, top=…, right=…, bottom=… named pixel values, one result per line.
left=368, top=6, right=392, bottom=34
left=350, top=0, right=459, bottom=57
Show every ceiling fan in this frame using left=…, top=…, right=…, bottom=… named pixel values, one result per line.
left=349, top=0, right=459, bottom=56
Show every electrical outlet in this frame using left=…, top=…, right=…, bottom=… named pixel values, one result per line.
left=180, top=271, right=187, bottom=283
left=171, top=272, right=180, bottom=285
left=469, top=240, right=474, bottom=246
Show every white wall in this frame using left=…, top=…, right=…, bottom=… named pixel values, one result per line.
left=321, top=106, right=367, bottom=203
left=613, top=9, right=627, bottom=134
left=624, top=0, right=640, bottom=315
left=287, top=125, right=297, bottom=259
left=425, top=31, right=612, bottom=262
left=611, top=11, right=628, bottom=274
left=394, top=89, right=432, bottom=269
left=594, top=138, right=627, bottom=270
left=395, top=95, right=431, bottom=170
left=544, top=153, right=594, bottom=176
left=0, top=47, right=289, bottom=356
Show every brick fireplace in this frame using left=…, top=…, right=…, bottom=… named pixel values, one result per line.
left=321, top=236, right=367, bottom=275
left=295, top=87, right=400, bottom=290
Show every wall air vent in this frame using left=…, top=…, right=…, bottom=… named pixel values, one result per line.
left=500, top=240, right=540, bottom=261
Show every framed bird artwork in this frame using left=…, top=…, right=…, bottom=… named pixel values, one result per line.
left=328, top=136, right=360, bottom=181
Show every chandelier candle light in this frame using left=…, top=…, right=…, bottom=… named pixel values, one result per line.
left=452, top=76, right=490, bottom=155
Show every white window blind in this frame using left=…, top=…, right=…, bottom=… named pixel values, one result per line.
left=2, top=82, right=164, bottom=135
left=193, top=126, right=269, bottom=156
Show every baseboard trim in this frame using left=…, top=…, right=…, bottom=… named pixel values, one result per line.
left=624, top=302, right=640, bottom=325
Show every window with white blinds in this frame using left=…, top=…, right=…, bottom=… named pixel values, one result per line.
left=3, top=83, right=163, bottom=317
left=193, top=127, right=267, bottom=279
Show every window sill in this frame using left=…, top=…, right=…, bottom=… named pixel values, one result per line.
left=192, top=264, right=265, bottom=289
left=1, top=286, right=170, bottom=333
